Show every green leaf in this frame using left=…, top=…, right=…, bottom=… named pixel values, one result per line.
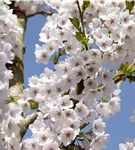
left=118, top=63, right=124, bottom=71
left=100, top=96, right=109, bottom=102
left=82, top=1, right=91, bottom=13
left=69, top=17, right=81, bottom=32
left=6, top=97, right=17, bottom=104
left=131, top=69, right=135, bottom=74
left=127, top=75, right=135, bottom=83
left=126, top=1, right=135, bottom=13
left=118, top=62, right=133, bottom=73
left=79, top=132, right=85, bottom=137
left=51, top=55, right=58, bottom=64
left=125, top=66, right=132, bottom=74
left=62, top=90, right=70, bottom=96
left=60, top=49, right=66, bottom=56
left=123, top=62, right=130, bottom=72
left=75, top=32, right=88, bottom=46
left=80, top=123, right=88, bottom=130
left=110, top=68, right=114, bottom=72
left=29, top=100, right=39, bottom=109
left=98, top=83, right=104, bottom=88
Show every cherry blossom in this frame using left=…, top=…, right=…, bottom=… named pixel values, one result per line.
left=1, top=0, right=135, bottom=150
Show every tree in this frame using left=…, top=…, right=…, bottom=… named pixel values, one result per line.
left=1, top=0, right=135, bottom=149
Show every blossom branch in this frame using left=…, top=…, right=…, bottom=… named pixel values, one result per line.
left=114, top=73, right=135, bottom=83
left=7, top=12, right=27, bottom=90
left=27, top=11, right=53, bottom=18
left=113, top=60, right=135, bottom=83
left=76, top=1, right=85, bottom=36
left=18, top=111, right=38, bottom=141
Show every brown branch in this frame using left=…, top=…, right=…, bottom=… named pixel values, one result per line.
left=18, top=111, right=38, bottom=141
left=6, top=11, right=27, bottom=101
left=76, top=1, right=85, bottom=35
left=27, top=11, right=53, bottom=18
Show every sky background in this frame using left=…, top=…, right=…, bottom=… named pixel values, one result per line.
left=23, top=15, right=135, bottom=150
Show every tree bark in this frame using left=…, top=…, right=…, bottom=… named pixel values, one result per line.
left=6, top=10, right=27, bottom=103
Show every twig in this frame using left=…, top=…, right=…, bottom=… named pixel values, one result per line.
left=76, top=1, right=85, bottom=35
left=113, top=60, right=135, bottom=83
left=27, top=11, right=53, bottom=18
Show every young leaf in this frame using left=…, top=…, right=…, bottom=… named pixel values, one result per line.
left=69, top=17, right=81, bottom=32
left=80, top=123, right=88, bottom=130
left=118, top=63, right=124, bottom=71
left=75, top=32, right=88, bottom=47
left=60, top=49, right=66, bottom=56
left=51, top=55, right=58, bottom=64
left=126, top=1, right=135, bottom=13
left=82, top=1, right=91, bottom=13
left=101, top=96, right=109, bottom=102
left=79, top=132, right=85, bottom=138
left=29, top=99, right=39, bottom=109
left=123, top=62, right=130, bottom=72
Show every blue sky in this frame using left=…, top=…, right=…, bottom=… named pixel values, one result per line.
left=24, top=15, right=135, bottom=150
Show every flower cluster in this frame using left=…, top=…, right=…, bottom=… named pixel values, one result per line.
left=119, top=138, right=135, bottom=150
left=0, top=1, right=24, bottom=149
left=13, top=0, right=49, bottom=15
left=1, top=0, right=135, bottom=150
left=24, top=0, right=131, bottom=149
left=0, top=1, right=22, bottom=101
left=31, top=0, right=135, bottom=149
